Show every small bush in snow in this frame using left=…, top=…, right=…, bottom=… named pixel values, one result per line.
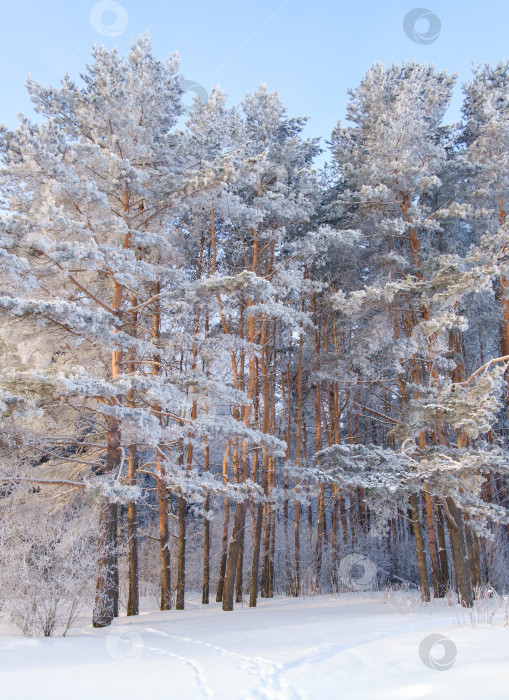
left=0, top=486, right=97, bottom=636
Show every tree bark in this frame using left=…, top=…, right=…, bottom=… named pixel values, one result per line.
left=126, top=443, right=139, bottom=616
left=157, top=464, right=172, bottom=611
left=202, top=495, right=210, bottom=605
left=424, top=487, right=441, bottom=598
left=216, top=497, right=230, bottom=602
left=112, top=502, right=119, bottom=618
left=445, top=497, right=473, bottom=607
left=235, top=529, right=245, bottom=604
left=409, top=493, right=430, bottom=602
left=222, top=500, right=248, bottom=611
left=293, top=310, right=304, bottom=596
left=249, top=502, right=264, bottom=606
left=435, top=499, right=450, bottom=596
left=465, top=525, right=479, bottom=590
left=92, top=499, right=117, bottom=627
left=176, top=495, right=187, bottom=610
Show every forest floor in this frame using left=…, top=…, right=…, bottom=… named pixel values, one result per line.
left=0, top=590, right=507, bottom=699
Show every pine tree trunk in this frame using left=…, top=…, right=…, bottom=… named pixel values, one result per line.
left=179, top=301, right=201, bottom=611
left=202, top=302, right=212, bottom=606
left=283, top=473, right=292, bottom=596
left=409, top=492, right=430, bottom=602
left=315, top=485, right=325, bottom=592
left=269, top=508, right=276, bottom=597
left=202, top=493, right=210, bottom=605
left=176, top=495, right=186, bottom=610
left=445, top=497, right=473, bottom=607
left=222, top=500, right=248, bottom=611
left=249, top=502, right=264, bottom=607
left=261, top=504, right=272, bottom=597
left=93, top=314, right=122, bottom=628
left=473, top=531, right=482, bottom=588
left=293, top=312, right=304, bottom=597
left=390, top=517, right=397, bottom=579
left=152, top=289, right=172, bottom=611
left=126, top=297, right=139, bottom=618
left=112, top=502, right=119, bottom=618
left=465, top=525, right=478, bottom=590
left=235, top=529, right=245, bottom=604
left=92, top=499, right=117, bottom=627
left=313, top=298, right=323, bottom=592
left=223, top=226, right=258, bottom=610
left=127, top=498, right=139, bottom=616
left=339, top=488, right=348, bottom=546
left=267, top=328, right=277, bottom=598
left=435, top=499, right=450, bottom=596
left=155, top=441, right=172, bottom=611
left=424, top=487, right=441, bottom=598
left=127, top=444, right=139, bottom=616
left=157, top=468, right=172, bottom=611
left=216, top=497, right=230, bottom=602
left=216, top=441, right=231, bottom=602
left=331, top=486, right=340, bottom=591
left=223, top=430, right=250, bottom=611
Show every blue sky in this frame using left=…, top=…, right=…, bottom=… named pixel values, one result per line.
left=1, top=0, right=509, bottom=165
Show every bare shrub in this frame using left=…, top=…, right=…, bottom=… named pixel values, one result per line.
left=0, top=484, right=97, bottom=636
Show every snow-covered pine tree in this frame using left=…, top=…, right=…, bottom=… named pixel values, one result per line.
left=462, top=62, right=509, bottom=372
left=182, top=84, right=321, bottom=609
left=0, top=34, right=240, bottom=626
left=322, top=61, right=509, bottom=606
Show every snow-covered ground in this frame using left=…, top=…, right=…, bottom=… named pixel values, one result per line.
left=0, top=591, right=507, bottom=699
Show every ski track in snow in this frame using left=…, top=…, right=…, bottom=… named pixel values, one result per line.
left=143, top=626, right=296, bottom=699
left=108, top=630, right=213, bottom=699
left=139, top=613, right=453, bottom=698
